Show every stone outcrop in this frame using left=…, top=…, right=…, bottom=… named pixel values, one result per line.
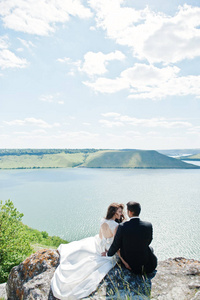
left=3, top=249, right=200, bottom=300
left=6, top=249, right=60, bottom=300
left=151, top=257, right=200, bottom=300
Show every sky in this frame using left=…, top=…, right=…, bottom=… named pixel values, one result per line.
left=0, top=0, right=200, bottom=150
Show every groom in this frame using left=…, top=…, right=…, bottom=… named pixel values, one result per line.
left=102, top=201, right=157, bottom=274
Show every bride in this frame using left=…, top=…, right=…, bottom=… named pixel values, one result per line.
left=51, top=203, right=130, bottom=299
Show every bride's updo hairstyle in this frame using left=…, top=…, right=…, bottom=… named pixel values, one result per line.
left=105, top=203, right=125, bottom=223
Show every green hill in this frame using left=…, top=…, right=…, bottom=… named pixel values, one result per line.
left=0, top=149, right=199, bottom=169
left=82, top=150, right=199, bottom=169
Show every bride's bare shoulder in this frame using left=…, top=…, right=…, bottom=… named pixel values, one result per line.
left=99, top=220, right=113, bottom=239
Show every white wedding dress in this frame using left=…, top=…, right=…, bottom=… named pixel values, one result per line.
left=51, top=219, right=119, bottom=300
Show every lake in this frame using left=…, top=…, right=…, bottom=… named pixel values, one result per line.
left=0, top=166, right=200, bottom=261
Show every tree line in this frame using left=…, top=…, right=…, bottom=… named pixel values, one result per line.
left=0, top=149, right=100, bottom=156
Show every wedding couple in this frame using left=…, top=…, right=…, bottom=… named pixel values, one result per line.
left=51, top=202, right=157, bottom=299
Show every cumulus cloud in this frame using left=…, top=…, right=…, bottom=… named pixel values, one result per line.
left=57, top=50, right=125, bottom=77
left=0, top=0, right=92, bottom=36
left=89, top=1, right=200, bottom=64
left=84, top=63, right=200, bottom=99
left=4, top=118, right=60, bottom=128
left=0, top=35, right=28, bottom=69
left=80, top=50, right=125, bottom=76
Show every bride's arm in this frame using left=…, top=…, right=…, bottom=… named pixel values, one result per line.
left=117, top=250, right=132, bottom=270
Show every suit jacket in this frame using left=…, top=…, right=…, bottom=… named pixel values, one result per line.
left=107, top=218, right=155, bottom=273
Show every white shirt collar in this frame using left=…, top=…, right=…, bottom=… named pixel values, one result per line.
left=129, top=216, right=139, bottom=220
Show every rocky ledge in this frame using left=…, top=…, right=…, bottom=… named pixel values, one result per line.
left=1, top=249, right=200, bottom=299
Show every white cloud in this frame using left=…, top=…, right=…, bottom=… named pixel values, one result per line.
left=89, top=1, right=200, bottom=64
left=187, top=126, right=200, bottom=135
left=16, top=48, right=24, bottom=52
left=102, top=112, right=121, bottom=118
left=18, top=38, right=36, bottom=50
left=125, top=130, right=142, bottom=137
left=0, top=49, right=28, bottom=69
left=58, top=100, right=64, bottom=105
left=99, top=119, right=124, bottom=128
left=53, top=131, right=99, bottom=140
left=57, top=57, right=82, bottom=76
left=80, top=50, right=125, bottom=76
left=100, top=113, right=193, bottom=129
left=0, top=134, right=9, bottom=137
left=13, top=129, right=47, bottom=135
left=1, top=130, right=99, bottom=148
left=39, top=93, right=64, bottom=104
left=84, top=63, right=200, bottom=99
left=4, top=118, right=60, bottom=128
left=0, top=0, right=92, bottom=36
left=84, top=76, right=128, bottom=93
left=58, top=51, right=125, bottom=77
left=0, top=35, right=28, bottom=69
left=0, top=35, right=9, bottom=49
left=57, top=57, right=71, bottom=63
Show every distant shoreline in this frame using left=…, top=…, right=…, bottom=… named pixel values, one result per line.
left=0, top=149, right=200, bottom=169
left=1, top=166, right=200, bottom=170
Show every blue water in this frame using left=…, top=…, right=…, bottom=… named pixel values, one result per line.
left=0, top=167, right=200, bottom=261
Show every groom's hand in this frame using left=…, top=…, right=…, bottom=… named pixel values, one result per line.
left=101, top=250, right=108, bottom=257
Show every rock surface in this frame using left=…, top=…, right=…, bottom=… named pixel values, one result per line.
left=151, top=257, right=200, bottom=300
left=3, top=249, right=200, bottom=300
left=0, top=283, right=7, bottom=299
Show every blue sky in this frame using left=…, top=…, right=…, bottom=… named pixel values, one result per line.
left=0, top=0, right=200, bottom=149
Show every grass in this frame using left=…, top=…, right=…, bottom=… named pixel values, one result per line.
left=0, top=152, right=85, bottom=169
left=94, top=259, right=153, bottom=300
left=31, top=243, right=57, bottom=252
left=109, top=263, right=151, bottom=299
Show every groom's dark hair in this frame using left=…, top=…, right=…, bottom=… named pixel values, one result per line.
left=127, top=201, right=141, bottom=216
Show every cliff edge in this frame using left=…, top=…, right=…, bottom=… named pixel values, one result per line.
left=1, top=249, right=200, bottom=299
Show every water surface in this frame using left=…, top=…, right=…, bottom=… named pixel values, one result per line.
left=0, top=168, right=200, bottom=261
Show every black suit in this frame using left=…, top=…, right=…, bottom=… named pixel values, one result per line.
left=107, top=218, right=157, bottom=274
